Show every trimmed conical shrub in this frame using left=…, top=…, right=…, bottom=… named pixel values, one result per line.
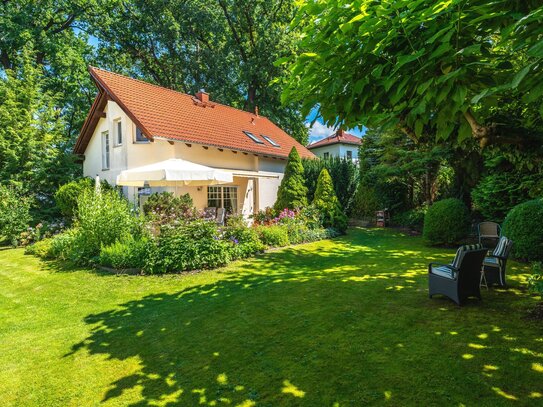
left=274, top=147, right=308, bottom=211
left=312, top=168, right=347, bottom=232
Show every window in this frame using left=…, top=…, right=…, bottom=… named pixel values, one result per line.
left=346, top=150, right=353, bottom=160
left=262, top=135, right=279, bottom=147
left=135, top=127, right=149, bottom=143
left=207, top=186, right=238, bottom=214
left=243, top=130, right=264, bottom=144
left=114, top=119, right=122, bottom=145
left=101, top=131, right=110, bottom=170
left=323, top=152, right=329, bottom=159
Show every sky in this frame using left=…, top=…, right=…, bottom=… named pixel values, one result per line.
left=305, top=106, right=366, bottom=144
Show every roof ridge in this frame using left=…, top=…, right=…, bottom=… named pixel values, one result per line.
left=89, top=66, right=266, bottom=120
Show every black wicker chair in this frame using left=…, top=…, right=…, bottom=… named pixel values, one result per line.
left=482, top=236, right=513, bottom=287
left=429, top=245, right=488, bottom=306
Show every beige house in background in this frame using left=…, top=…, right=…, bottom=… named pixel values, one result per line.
left=74, top=67, right=314, bottom=219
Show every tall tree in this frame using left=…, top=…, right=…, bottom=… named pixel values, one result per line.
left=284, top=0, right=543, bottom=149
left=274, top=147, right=308, bottom=210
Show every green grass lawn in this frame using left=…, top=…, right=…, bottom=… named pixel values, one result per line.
left=0, top=228, right=542, bottom=406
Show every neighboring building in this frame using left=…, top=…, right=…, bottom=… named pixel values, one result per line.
left=74, top=67, right=314, bottom=218
left=307, top=129, right=362, bottom=161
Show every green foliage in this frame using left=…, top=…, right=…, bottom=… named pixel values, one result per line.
left=72, top=189, right=141, bottom=264
left=502, top=199, right=543, bottom=261
left=423, top=198, right=470, bottom=246
left=351, top=185, right=380, bottom=219
left=0, top=185, right=32, bottom=246
left=24, top=237, right=54, bottom=259
left=223, top=215, right=265, bottom=259
left=527, top=262, right=543, bottom=295
left=274, top=147, right=308, bottom=211
left=99, top=236, right=149, bottom=270
left=48, top=229, right=79, bottom=262
left=312, top=169, right=347, bottom=233
left=55, top=178, right=112, bottom=221
left=144, top=220, right=230, bottom=274
left=392, top=207, right=428, bottom=232
left=256, top=225, right=290, bottom=247
left=285, top=1, right=543, bottom=148
left=471, top=172, right=532, bottom=223
left=143, top=192, right=196, bottom=227
left=303, top=156, right=359, bottom=214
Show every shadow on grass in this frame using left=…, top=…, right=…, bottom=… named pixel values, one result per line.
left=67, top=229, right=542, bottom=405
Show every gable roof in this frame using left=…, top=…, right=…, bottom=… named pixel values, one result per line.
left=74, top=67, right=314, bottom=160
left=307, top=129, right=362, bottom=149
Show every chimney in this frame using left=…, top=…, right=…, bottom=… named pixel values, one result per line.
left=337, top=129, right=345, bottom=138
left=195, top=89, right=209, bottom=103
left=254, top=105, right=259, bottom=116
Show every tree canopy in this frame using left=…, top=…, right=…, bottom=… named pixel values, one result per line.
left=283, top=1, right=543, bottom=148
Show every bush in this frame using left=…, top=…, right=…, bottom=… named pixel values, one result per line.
left=99, top=236, right=149, bottom=269
left=48, top=230, right=79, bottom=261
left=252, top=207, right=277, bottom=226
left=143, top=192, right=196, bottom=227
left=25, top=237, right=54, bottom=259
left=18, top=220, right=65, bottom=247
left=392, top=207, right=427, bottom=232
left=471, top=172, right=531, bottom=223
left=144, top=220, right=230, bottom=274
left=274, top=147, right=308, bottom=211
left=256, top=225, right=290, bottom=247
left=527, top=262, right=543, bottom=295
left=0, top=185, right=32, bottom=246
left=72, top=189, right=141, bottom=264
left=423, top=198, right=470, bottom=246
left=502, top=199, right=543, bottom=261
left=312, top=169, right=348, bottom=233
left=223, top=215, right=264, bottom=259
left=55, top=178, right=111, bottom=221
left=351, top=185, right=379, bottom=218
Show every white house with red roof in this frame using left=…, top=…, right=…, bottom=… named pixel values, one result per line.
left=74, top=67, right=314, bottom=218
left=307, top=129, right=362, bottom=161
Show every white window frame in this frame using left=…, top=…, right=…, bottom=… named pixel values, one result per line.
left=323, top=152, right=329, bottom=159
left=134, top=126, right=150, bottom=144
left=346, top=150, right=353, bottom=160
left=101, top=131, right=110, bottom=170
left=207, top=186, right=238, bottom=214
left=114, top=119, right=123, bottom=146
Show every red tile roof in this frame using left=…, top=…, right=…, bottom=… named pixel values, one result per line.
left=307, top=129, right=362, bottom=149
left=74, top=67, right=315, bottom=159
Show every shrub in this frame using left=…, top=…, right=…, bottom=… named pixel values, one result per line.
left=423, top=198, right=470, bottom=246
left=18, top=220, right=65, bottom=247
left=252, top=207, right=277, bottom=226
left=99, top=236, right=149, bottom=269
left=144, top=220, right=230, bottom=274
left=0, top=185, right=32, bottom=246
left=527, top=262, right=543, bottom=295
left=48, top=230, right=79, bottom=261
left=55, top=178, right=111, bottom=221
left=471, top=172, right=531, bottom=223
left=25, top=237, right=54, bottom=259
left=256, top=225, right=290, bottom=247
left=502, top=199, right=543, bottom=261
left=223, top=215, right=264, bottom=259
left=274, top=147, right=308, bottom=211
left=392, top=207, right=427, bottom=232
left=73, top=189, right=141, bottom=264
left=351, top=184, right=379, bottom=218
left=312, top=169, right=348, bottom=233
left=143, top=192, right=196, bottom=227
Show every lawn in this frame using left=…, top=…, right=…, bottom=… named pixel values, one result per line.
left=0, top=228, right=542, bottom=406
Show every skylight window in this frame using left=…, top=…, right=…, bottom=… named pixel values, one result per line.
left=262, top=135, right=280, bottom=147
left=243, top=130, right=264, bottom=144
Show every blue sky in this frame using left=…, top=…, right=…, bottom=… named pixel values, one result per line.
left=305, top=106, right=366, bottom=144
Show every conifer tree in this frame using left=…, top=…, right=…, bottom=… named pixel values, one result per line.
left=274, top=147, right=308, bottom=211
left=312, top=168, right=347, bottom=232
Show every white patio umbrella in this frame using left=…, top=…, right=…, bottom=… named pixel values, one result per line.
left=116, top=158, right=233, bottom=187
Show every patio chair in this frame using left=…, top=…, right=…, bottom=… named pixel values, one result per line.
left=428, top=244, right=488, bottom=306
left=215, top=208, right=226, bottom=225
left=482, top=236, right=513, bottom=287
left=478, top=222, right=501, bottom=246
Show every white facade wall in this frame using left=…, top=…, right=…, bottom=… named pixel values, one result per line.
left=82, top=100, right=286, bottom=217
left=309, top=143, right=359, bottom=161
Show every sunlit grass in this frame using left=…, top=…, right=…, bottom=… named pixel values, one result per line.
left=0, top=228, right=540, bottom=405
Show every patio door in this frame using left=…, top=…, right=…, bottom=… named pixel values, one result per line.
left=207, top=186, right=238, bottom=214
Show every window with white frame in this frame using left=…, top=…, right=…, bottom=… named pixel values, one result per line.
left=323, top=152, right=329, bottom=159
left=101, top=131, right=110, bottom=170
left=207, top=186, right=238, bottom=214
left=346, top=150, right=353, bottom=160
left=114, top=119, right=122, bottom=146
left=135, top=127, right=149, bottom=143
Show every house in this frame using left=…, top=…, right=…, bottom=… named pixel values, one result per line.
left=74, top=67, right=314, bottom=218
left=307, top=129, right=362, bottom=161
